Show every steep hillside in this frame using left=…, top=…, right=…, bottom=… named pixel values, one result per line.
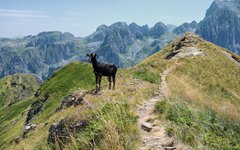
left=196, top=0, right=240, bottom=55
left=0, top=74, right=40, bottom=147
left=1, top=33, right=240, bottom=150
left=0, top=74, right=40, bottom=109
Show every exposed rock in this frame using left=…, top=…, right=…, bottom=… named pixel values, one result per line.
left=165, top=33, right=204, bottom=59
left=25, top=124, right=37, bottom=131
left=174, top=47, right=204, bottom=58
left=48, top=121, right=69, bottom=146
left=26, top=96, right=49, bottom=124
left=141, top=122, right=153, bottom=132
left=165, top=147, right=176, bottom=150
left=56, top=90, right=87, bottom=111
left=165, top=50, right=180, bottom=60
left=162, top=140, right=176, bottom=147
left=25, top=125, right=31, bottom=131
left=14, top=137, right=21, bottom=144
left=34, top=90, right=41, bottom=97
left=23, top=124, right=37, bottom=137
left=48, top=119, right=88, bottom=148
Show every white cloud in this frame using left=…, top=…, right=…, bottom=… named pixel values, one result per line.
left=0, top=9, right=50, bottom=18
left=159, top=16, right=175, bottom=19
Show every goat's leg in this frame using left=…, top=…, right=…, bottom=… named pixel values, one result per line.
left=108, top=76, right=112, bottom=90
left=99, top=76, right=102, bottom=91
left=112, top=75, right=116, bottom=90
left=95, top=75, right=99, bottom=91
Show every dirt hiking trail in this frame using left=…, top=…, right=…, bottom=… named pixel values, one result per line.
left=137, top=61, right=191, bottom=150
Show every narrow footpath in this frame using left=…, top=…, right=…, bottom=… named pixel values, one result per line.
left=137, top=62, right=190, bottom=150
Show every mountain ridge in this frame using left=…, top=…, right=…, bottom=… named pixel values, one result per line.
left=0, top=33, right=240, bottom=149
left=0, top=21, right=179, bottom=79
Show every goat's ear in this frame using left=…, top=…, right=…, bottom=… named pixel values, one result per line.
left=93, top=53, right=97, bottom=57
left=86, top=54, right=90, bottom=57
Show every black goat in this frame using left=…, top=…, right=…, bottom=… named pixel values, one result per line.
left=87, top=53, right=117, bottom=91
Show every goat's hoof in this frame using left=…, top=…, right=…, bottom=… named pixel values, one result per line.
left=93, top=89, right=102, bottom=95
left=92, top=90, right=98, bottom=95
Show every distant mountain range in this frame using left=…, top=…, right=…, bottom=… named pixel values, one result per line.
left=196, top=0, right=240, bottom=55
left=0, top=32, right=87, bottom=80
left=0, top=22, right=181, bottom=80
left=0, top=0, right=239, bottom=80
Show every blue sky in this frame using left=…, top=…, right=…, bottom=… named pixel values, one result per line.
left=0, top=0, right=214, bottom=37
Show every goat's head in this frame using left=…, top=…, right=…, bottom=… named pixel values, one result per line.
left=86, top=53, right=97, bottom=62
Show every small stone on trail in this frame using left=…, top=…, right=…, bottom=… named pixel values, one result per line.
left=141, top=122, right=152, bottom=132
left=165, top=147, right=176, bottom=150
left=15, top=136, right=21, bottom=144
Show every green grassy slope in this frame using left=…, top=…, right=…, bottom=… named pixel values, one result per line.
left=0, top=62, right=96, bottom=149
left=23, top=62, right=94, bottom=123
left=31, top=62, right=95, bottom=123
left=4, top=61, right=148, bottom=150
left=0, top=74, right=40, bottom=147
left=0, top=74, right=40, bottom=109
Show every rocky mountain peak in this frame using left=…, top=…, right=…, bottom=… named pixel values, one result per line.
left=173, top=21, right=198, bottom=35
left=206, top=0, right=240, bottom=17
left=196, top=0, right=240, bottom=55
left=150, top=22, right=168, bottom=38
left=110, top=22, right=128, bottom=29
left=128, top=22, right=141, bottom=33
left=28, top=31, right=75, bottom=47
left=141, top=24, right=150, bottom=34
left=165, top=33, right=204, bottom=59
left=96, top=24, right=109, bottom=32
left=176, top=32, right=203, bottom=47
left=190, top=20, right=198, bottom=27
left=128, top=22, right=150, bottom=39
left=153, top=22, right=166, bottom=28
left=36, top=31, right=74, bottom=39
left=87, top=25, right=110, bottom=42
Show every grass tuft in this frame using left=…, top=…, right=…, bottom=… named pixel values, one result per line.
left=154, top=100, right=167, bottom=114
left=133, top=69, right=159, bottom=84
left=155, top=100, right=240, bottom=149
